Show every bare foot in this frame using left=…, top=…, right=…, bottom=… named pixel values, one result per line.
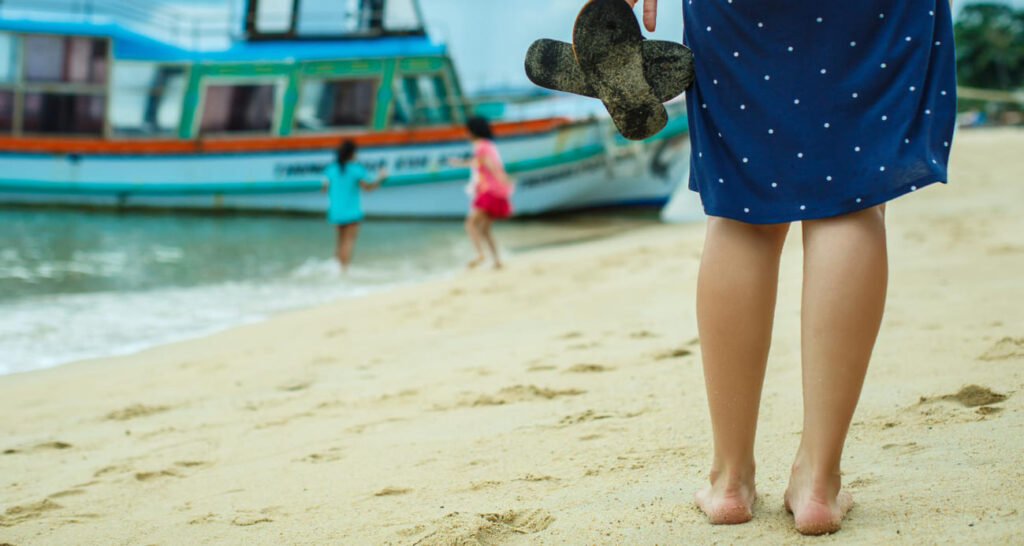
left=466, top=256, right=485, bottom=269
left=493, top=261, right=504, bottom=270
left=694, top=475, right=756, bottom=525
left=784, top=469, right=854, bottom=535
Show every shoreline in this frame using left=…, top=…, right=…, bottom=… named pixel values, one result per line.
left=2, top=128, right=1022, bottom=543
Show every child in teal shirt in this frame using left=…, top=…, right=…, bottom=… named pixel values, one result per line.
left=322, top=140, right=386, bottom=271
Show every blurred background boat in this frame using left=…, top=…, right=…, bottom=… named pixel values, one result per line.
left=0, top=0, right=692, bottom=217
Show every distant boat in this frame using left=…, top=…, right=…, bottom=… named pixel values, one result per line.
left=0, top=0, right=691, bottom=218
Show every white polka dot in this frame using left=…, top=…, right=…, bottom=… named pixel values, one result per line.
left=733, top=51, right=740, bottom=57
left=718, top=132, right=723, bottom=138
left=702, top=103, right=707, bottom=109
left=941, top=90, right=947, bottom=95
left=800, top=205, right=807, bottom=211
left=718, top=178, right=724, bottom=183
left=905, top=36, right=912, bottom=42
left=881, top=115, right=888, bottom=121
left=771, top=182, right=778, bottom=188
left=794, top=99, right=800, bottom=105
left=742, top=157, right=749, bottom=163
left=744, top=207, right=750, bottom=213
left=935, top=41, right=941, bottom=46
left=909, top=86, right=916, bottom=91
left=944, top=141, right=949, bottom=147
left=880, top=166, right=886, bottom=172
left=852, top=92, right=859, bottom=98
left=758, top=22, right=764, bottom=28
left=926, top=109, right=932, bottom=115
left=850, top=41, right=857, bottom=47
left=929, top=10, right=935, bottom=16
left=854, top=146, right=861, bottom=152
left=933, top=159, right=938, bottom=164
left=768, top=129, right=774, bottom=134
left=740, top=104, right=747, bottom=110
left=905, top=138, right=910, bottom=144
left=881, top=63, right=887, bottom=68
left=714, top=79, right=719, bottom=85
left=879, top=13, right=885, bottom=18
left=820, top=68, right=827, bottom=74
left=698, top=152, right=703, bottom=158
left=911, top=186, right=917, bottom=191
left=826, top=175, right=833, bottom=181
left=797, top=152, right=804, bottom=158
left=824, top=122, right=831, bottom=128
left=706, top=26, right=712, bottom=32
left=788, top=46, right=794, bottom=52
left=764, top=74, right=770, bottom=81
left=856, top=198, right=863, bottom=203
left=816, top=17, right=823, bottom=23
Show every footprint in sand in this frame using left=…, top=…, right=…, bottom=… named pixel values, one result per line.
left=630, top=330, right=660, bottom=339
left=882, top=442, right=926, bottom=455
left=0, top=499, right=63, bottom=527
left=277, top=381, right=313, bottom=392
left=104, top=404, right=171, bottom=421
left=410, top=509, right=554, bottom=546
left=374, top=486, right=412, bottom=497
left=463, top=385, right=585, bottom=408
left=134, top=461, right=211, bottom=482
left=299, top=448, right=345, bottom=464
left=921, top=385, right=1009, bottom=408
left=527, top=365, right=558, bottom=372
left=655, top=348, right=694, bottom=360
left=978, top=337, right=1024, bottom=361
left=564, top=363, right=614, bottom=373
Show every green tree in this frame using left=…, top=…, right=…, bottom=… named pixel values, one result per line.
left=954, top=3, right=1024, bottom=90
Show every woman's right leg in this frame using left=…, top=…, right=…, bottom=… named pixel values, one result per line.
left=340, top=223, right=360, bottom=269
left=465, top=209, right=486, bottom=268
left=695, top=217, right=790, bottom=524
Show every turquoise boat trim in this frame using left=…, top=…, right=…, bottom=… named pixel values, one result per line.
left=0, top=143, right=610, bottom=196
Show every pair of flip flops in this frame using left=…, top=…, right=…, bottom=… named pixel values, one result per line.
left=525, top=0, right=695, bottom=141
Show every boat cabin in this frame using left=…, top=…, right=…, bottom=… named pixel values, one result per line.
left=0, top=0, right=465, bottom=143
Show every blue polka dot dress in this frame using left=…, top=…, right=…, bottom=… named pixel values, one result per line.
left=683, top=1, right=957, bottom=223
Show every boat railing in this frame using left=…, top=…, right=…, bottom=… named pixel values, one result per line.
left=0, top=0, right=236, bottom=49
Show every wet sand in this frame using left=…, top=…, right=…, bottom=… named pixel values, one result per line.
left=1, top=128, right=1022, bottom=544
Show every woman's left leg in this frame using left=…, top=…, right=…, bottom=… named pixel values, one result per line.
left=333, top=224, right=346, bottom=269
left=786, top=205, right=888, bottom=535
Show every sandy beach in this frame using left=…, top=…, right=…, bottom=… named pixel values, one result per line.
left=2, top=128, right=1022, bottom=544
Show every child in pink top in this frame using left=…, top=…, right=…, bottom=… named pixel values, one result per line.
left=461, top=116, right=513, bottom=269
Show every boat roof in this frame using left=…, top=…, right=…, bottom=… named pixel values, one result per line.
left=0, top=18, right=447, bottom=63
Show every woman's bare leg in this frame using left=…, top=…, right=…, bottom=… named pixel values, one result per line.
left=480, top=215, right=502, bottom=268
left=785, top=205, right=887, bottom=535
left=696, top=217, right=790, bottom=524
left=465, top=209, right=486, bottom=268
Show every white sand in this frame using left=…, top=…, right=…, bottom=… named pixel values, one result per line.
left=1, top=128, right=1022, bottom=544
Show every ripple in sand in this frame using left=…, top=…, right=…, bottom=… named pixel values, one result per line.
left=410, top=509, right=554, bottom=546
left=978, top=337, right=1024, bottom=361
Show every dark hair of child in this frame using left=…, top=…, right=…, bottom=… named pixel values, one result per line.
left=466, top=116, right=495, bottom=140
left=336, top=140, right=357, bottom=170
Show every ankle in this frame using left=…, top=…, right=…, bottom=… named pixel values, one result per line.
left=709, top=460, right=756, bottom=489
left=790, top=459, right=842, bottom=495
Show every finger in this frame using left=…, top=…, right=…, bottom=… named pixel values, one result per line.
left=643, top=0, right=658, bottom=31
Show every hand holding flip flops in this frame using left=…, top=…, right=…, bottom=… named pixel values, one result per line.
left=525, top=0, right=694, bottom=141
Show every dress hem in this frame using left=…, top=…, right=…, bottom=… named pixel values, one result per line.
left=692, top=171, right=948, bottom=225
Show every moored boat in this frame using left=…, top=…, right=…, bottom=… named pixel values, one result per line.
left=0, top=0, right=690, bottom=217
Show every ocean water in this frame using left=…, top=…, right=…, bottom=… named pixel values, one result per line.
left=0, top=208, right=657, bottom=375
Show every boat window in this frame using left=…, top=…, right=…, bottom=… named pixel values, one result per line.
left=24, top=35, right=108, bottom=84
left=254, top=0, right=296, bottom=34
left=200, top=83, right=276, bottom=134
left=110, top=64, right=188, bottom=136
left=295, top=78, right=377, bottom=130
left=0, top=33, right=18, bottom=83
left=392, top=74, right=452, bottom=126
left=0, top=90, right=13, bottom=131
left=22, top=92, right=106, bottom=135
